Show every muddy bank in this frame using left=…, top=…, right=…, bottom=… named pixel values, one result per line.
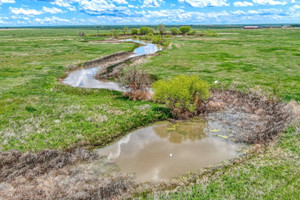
left=0, top=149, right=134, bottom=200
left=206, top=90, right=296, bottom=144
left=96, top=53, right=158, bottom=80
left=62, top=39, right=162, bottom=90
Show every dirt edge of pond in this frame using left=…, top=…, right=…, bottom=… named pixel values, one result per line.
left=0, top=148, right=134, bottom=200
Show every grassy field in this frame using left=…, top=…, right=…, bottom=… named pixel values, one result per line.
left=0, top=28, right=299, bottom=199
left=0, top=29, right=168, bottom=151
left=141, top=29, right=300, bottom=101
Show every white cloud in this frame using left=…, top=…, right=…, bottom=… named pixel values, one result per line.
left=35, top=16, right=70, bottom=24
left=0, top=0, right=15, bottom=5
left=76, top=0, right=131, bottom=16
left=178, top=0, right=229, bottom=7
left=290, top=4, right=300, bottom=10
left=253, top=0, right=287, bottom=5
left=142, top=0, right=164, bottom=8
left=128, top=4, right=138, bottom=8
left=10, top=7, right=43, bottom=15
left=112, top=0, right=128, bottom=4
left=42, top=7, right=63, bottom=14
left=233, top=1, right=253, bottom=6
left=51, top=0, right=76, bottom=11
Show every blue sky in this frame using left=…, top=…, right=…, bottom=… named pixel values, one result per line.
left=0, top=0, right=299, bottom=26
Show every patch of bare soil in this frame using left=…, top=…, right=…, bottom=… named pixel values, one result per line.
left=0, top=149, right=134, bottom=200
left=96, top=53, right=157, bottom=81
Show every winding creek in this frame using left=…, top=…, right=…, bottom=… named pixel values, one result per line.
left=63, top=39, right=161, bottom=92
left=63, top=39, right=246, bottom=182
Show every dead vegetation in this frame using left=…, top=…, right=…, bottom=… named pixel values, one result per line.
left=118, top=67, right=155, bottom=101
left=206, top=90, right=297, bottom=144
left=0, top=148, right=97, bottom=182
left=0, top=149, right=134, bottom=200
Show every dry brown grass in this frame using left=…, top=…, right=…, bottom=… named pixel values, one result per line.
left=0, top=149, right=134, bottom=200
left=206, top=90, right=296, bottom=144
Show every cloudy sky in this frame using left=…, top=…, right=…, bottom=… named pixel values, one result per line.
left=0, top=0, right=299, bottom=26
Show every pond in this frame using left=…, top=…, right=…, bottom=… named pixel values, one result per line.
left=96, top=118, right=245, bottom=182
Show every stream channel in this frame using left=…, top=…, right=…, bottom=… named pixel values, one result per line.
left=63, top=39, right=246, bottom=182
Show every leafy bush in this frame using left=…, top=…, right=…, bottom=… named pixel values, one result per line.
left=152, top=35, right=170, bottom=48
left=112, top=30, right=119, bottom=38
left=131, top=28, right=138, bottom=35
left=202, top=30, right=218, bottom=36
left=188, top=30, right=197, bottom=35
left=139, top=27, right=152, bottom=35
left=179, top=26, right=191, bottom=35
left=139, top=32, right=153, bottom=41
left=170, top=27, right=179, bottom=35
left=152, top=35, right=161, bottom=44
left=153, top=75, right=210, bottom=118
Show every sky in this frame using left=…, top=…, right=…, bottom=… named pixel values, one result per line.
left=0, top=0, right=299, bottom=26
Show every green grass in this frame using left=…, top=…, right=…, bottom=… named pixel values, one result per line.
left=0, top=29, right=168, bottom=151
left=140, top=29, right=300, bottom=101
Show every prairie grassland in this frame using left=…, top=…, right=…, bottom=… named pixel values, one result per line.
left=0, top=28, right=299, bottom=199
left=0, top=29, right=168, bottom=151
left=141, top=29, right=300, bottom=101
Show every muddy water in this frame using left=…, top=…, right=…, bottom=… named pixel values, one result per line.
left=63, top=40, right=161, bottom=90
left=96, top=118, right=243, bottom=182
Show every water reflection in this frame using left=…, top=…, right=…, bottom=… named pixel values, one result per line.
left=124, top=39, right=162, bottom=57
left=63, top=67, right=127, bottom=91
left=96, top=119, right=242, bottom=182
left=63, top=39, right=161, bottom=90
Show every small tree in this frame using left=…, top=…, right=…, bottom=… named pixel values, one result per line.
left=153, top=75, right=210, bottom=118
left=170, top=27, right=179, bottom=35
left=139, top=27, right=151, bottom=35
left=179, top=26, right=191, bottom=35
left=131, top=28, right=138, bottom=35
left=112, top=29, right=119, bottom=38
left=157, top=23, right=165, bottom=35
left=123, top=27, right=129, bottom=35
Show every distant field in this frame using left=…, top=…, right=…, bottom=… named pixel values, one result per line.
left=141, top=28, right=300, bottom=101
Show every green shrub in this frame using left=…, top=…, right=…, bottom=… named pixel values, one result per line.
left=170, top=27, right=179, bottom=35
left=203, top=30, right=218, bottom=36
left=179, top=26, right=191, bottom=35
left=188, top=30, right=197, bottom=35
left=153, top=75, right=210, bottom=118
left=152, top=35, right=161, bottom=44
left=139, top=32, right=153, bottom=41
left=131, top=28, right=138, bottom=35
left=139, top=27, right=152, bottom=35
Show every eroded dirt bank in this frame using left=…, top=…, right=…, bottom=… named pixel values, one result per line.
left=0, top=149, right=134, bottom=200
